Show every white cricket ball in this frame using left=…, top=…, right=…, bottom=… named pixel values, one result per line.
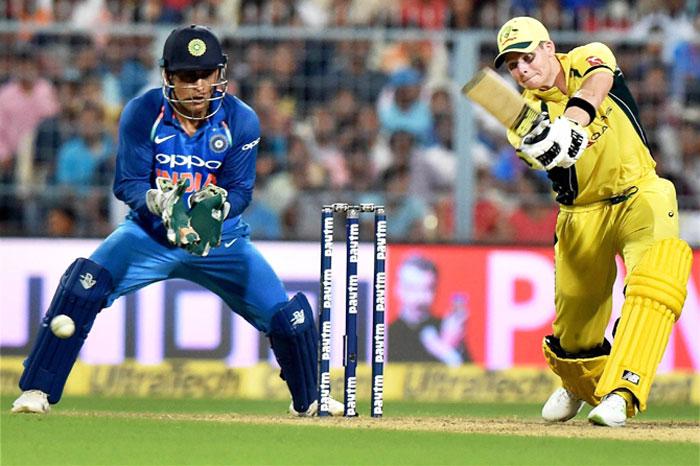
left=50, top=314, right=75, bottom=339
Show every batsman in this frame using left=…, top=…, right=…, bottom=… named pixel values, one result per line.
left=11, top=25, right=342, bottom=417
left=492, top=17, right=693, bottom=426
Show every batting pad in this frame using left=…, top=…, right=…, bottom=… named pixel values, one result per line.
left=596, top=238, right=693, bottom=412
left=20, top=258, right=113, bottom=404
left=268, top=293, right=318, bottom=414
left=543, top=335, right=609, bottom=407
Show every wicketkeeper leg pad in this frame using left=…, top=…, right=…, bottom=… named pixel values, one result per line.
left=19, top=258, right=113, bottom=404
left=596, top=238, right=693, bottom=412
left=543, top=335, right=610, bottom=407
left=268, top=293, right=318, bottom=414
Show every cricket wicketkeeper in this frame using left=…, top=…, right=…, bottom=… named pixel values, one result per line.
left=11, top=25, right=343, bottom=417
left=493, top=16, right=693, bottom=427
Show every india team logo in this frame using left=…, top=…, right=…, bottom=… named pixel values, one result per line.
left=209, top=134, right=229, bottom=153
left=188, top=38, right=206, bottom=57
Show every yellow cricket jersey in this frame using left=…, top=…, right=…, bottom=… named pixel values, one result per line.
left=507, top=42, right=657, bottom=206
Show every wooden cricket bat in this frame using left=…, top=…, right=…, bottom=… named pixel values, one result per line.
left=461, top=68, right=543, bottom=138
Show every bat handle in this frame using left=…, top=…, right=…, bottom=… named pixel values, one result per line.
left=523, top=113, right=550, bottom=144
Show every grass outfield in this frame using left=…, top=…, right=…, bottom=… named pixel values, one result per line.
left=1, top=396, right=698, bottom=466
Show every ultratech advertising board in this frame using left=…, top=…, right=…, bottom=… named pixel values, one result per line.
left=1, top=239, right=698, bottom=371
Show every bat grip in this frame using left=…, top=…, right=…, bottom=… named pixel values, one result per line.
left=522, top=113, right=550, bottom=144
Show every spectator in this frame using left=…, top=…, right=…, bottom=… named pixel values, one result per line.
left=378, top=67, right=433, bottom=145
left=300, top=105, right=349, bottom=188
left=629, top=0, right=695, bottom=63
left=505, top=172, right=558, bottom=244
left=385, top=130, right=451, bottom=204
left=677, top=112, right=700, bottom=209
left=270, top=43, right=304, bottom=115
left=382, top=164, right=433, bottom=241
left=321, top=40, right=387, bottom=103
left=46, top=205, right=78, bottom=237
left=397, top=0, right=449, bottom=29
left=423, top=114, right=456, bottom=191
left=330, top=88, right=360, bottom=130
left=670, top=17, right=700, bottom=105
left=444, top=0, right=477, bottom=30
left=234, top=43, right=273, bottom=103
left=278, top=135, right=328, bottom=239
left=117, top=35, right=153, bottom=104
left=55, top=101, right=115, bottom=192
left=345, top=139, right=377, bottom=193
left=33, top=78, right=80, bottom=185
left=472, top=168, right=511, bottom=243
left=243, top=194, right=283, bottom=240
left=356, top=103, right=392, bottom=177
left=0, top=45, right=58, bottom=181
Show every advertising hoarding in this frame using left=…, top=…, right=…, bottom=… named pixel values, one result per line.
left=1, top=239, right=698, bottom=372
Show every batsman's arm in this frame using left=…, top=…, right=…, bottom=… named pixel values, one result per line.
left=217, top=109, right=260, bottom=218
left=113, top=97, right=158, bottom=218
left=564, top=71, right=613, bottom=127
left=564, top=42, right=617, bottom=126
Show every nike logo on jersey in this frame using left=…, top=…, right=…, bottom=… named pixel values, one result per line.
left=224, top=238, right=238, bottom=248
left=154, top=134, right=176, bottom=144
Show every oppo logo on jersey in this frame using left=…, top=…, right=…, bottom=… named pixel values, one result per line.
left=155, top=153, right=223, bottom=170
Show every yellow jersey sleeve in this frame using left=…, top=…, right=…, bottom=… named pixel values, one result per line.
left=568, top=42, right=616, bottom=80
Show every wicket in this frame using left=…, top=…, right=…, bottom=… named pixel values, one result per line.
left=318, top=203, right=387, bottom=417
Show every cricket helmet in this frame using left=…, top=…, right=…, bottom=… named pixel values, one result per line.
left=160, top=25, right=228, bottom=120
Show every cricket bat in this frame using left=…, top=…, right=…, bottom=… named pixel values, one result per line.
left=461, top=68, right=543, bottom=138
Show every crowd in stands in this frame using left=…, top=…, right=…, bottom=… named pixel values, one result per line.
left=0, top=0, right=698, bottom=245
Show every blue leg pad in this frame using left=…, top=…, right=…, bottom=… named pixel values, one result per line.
left=268, top=292, right=318, bottom=413
left=19, top=258, right=113, bottom=404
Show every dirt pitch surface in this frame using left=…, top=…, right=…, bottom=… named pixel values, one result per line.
left=60, top=411, right=699, bottom=443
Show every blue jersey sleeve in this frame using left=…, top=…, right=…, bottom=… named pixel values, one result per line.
left=112, top=94, right=158, bottom=219
left=220, top=99, right=260, bottom=218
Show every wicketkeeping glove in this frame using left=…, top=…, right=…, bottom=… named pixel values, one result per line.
left=519, top=116, right=588, bottom=171
left=146, top=177, right=199, bottom=247
left=185, top=184, right=230, bottom=257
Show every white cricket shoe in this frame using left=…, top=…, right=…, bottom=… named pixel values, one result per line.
left=588, top=393, right=627, bottom=427
left=542, top=387, right=584, bottom=422
left=289, top=397, right=344, bottom=417
left=11, top=390, right=50, bottom=414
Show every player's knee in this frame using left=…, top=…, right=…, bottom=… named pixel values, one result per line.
left=626, top=238, right=693, bottom=320
left=268, top=293, right=315, bottom=337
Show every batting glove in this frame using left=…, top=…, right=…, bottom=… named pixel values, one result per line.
left=519, top=116, right=588, bottom=171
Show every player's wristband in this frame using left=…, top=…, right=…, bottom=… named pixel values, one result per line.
left=565, top=97, right=597, bottom=125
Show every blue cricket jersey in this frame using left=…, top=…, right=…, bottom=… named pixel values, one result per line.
left=113, top=89, right=260, bottom=244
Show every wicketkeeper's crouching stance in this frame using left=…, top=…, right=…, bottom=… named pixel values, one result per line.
left=492, top=17, right=693, bottom=427
left=11, top=24, right=343, bottom=417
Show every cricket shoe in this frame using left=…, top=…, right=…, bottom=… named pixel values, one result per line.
left=289, top=397, right=344, bottom=417
left=541, top=387, right=584, bottom=422
left=11, top=390, right=50, bottom=414
left=588, top=393, right=627, bottom=427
